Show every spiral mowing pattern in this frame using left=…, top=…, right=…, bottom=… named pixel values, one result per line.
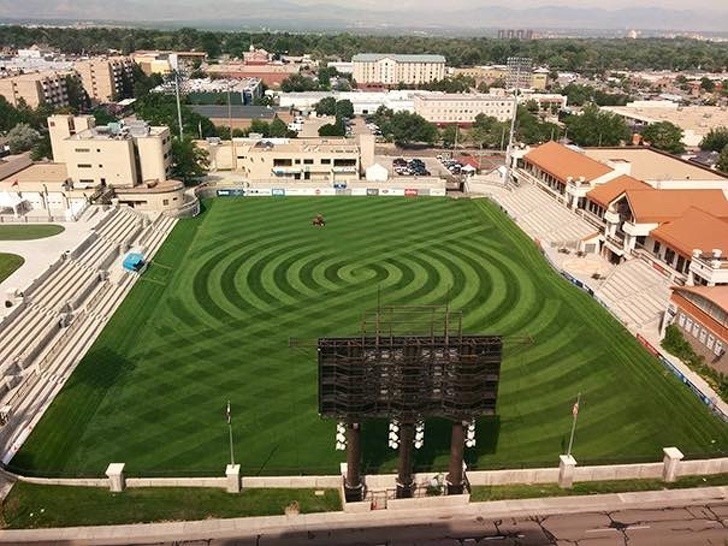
left=15, top=197, right=728, bottom=477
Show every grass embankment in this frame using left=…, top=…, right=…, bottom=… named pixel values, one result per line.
left=12, top=198, right=728, bottom=478
left=1, top=483, right=341, bottom=529
left=0, top=253, right=24, bottom=283
left=0, top=225, right=64, bottom=240
left=470, top=472, right=728, bottom=502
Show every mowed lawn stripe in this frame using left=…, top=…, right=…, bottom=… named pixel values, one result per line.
left=11, top=197, right=728, bottom=477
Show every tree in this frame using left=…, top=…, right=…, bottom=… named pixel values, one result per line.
left=641, top=121, right=685, bottom=154
left=700, top=77, right=715, bottom=93
left=134, top=93, right=216, bottom=139
left=7, top=123, right=40, bottom=153
left=268, top=117, right=288, bottom=137
left=318, top=122, right=345, bottom=137
left=92, top=107, right=118, bottom=126
left=334, top=99, right=354, bottom=120
left=170, top=137, right=209, bottom=185
left=700, top=126, right=728, bottom=152
left=718, top=144, right=728, bottom=173
left=314, top=96, right=337, bottom=116
left=563, top=104, right=630, bottom=147
left=440, top=125, right=458, bottom=149
left=30, top=133, right=52, bottom=161
left=380, top=111, right=437, bottom=147
left=280, top=73, right=318, bottom=92
left=469, top=114, right=509, bottom=149
left=65, top=75, right=89, bottom=112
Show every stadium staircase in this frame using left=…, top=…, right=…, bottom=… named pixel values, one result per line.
left=0, top=206, right=178, bottom=464
left=595, top=259, right=671, bottom=331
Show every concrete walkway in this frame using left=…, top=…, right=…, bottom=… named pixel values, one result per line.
left=0, top=485, right=725, bottom=544
left=0, top=210, right=103, bottom=319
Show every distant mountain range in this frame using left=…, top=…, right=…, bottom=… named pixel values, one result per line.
left=1, top=1, right=726, bottom=33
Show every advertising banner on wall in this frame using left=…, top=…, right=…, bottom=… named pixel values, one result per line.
left=379, top=188, right=405, bottom=196
left=316, top=188, right=337, bottom=196
left=404, top=189, right=419, bottom=197
left=272, top=188, right=286, bottom=196
left=217, top=189, right=245, bottom=197
left=351, top=188, right=368, bottom=196
left=366, top=188, right=380, bottom=196
left=245, top=188, right=272, bottom=196
left=429, top=188, right=447, bottom=197
left=285, top=188, right=315, bottom=196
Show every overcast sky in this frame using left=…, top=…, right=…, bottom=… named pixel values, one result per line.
left=292, top=0, right=726, bottom=9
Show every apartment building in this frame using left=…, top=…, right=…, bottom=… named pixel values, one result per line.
left=131, top=50, right=207, bottom=75
left=511, top=141, right=728, bottom=287
left=0, top=70, right=76, bottom=108
left=413, top=93, right=515, bottom=124
left=49, top=114, right=171, bottom=188
left=73, top=56, right=134, bottom=103
left=203, top=134, right=375, bottom=183
left=352, top=54, right=446, bottom=87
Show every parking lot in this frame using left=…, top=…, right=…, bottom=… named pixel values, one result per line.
left=374, top=154, right=454, bottom=180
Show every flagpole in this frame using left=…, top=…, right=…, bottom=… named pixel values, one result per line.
left=227, top=400, right=234, bottom=466
left=566, top=393, right=581, bottom=457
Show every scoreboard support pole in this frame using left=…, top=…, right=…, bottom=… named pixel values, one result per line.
left=396, top=421, right=416, bottom=498
left=446, top=420, right=466, bottom=495
left=344, top=421, right=364, bottom=502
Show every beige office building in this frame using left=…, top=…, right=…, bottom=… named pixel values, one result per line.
left=74, top=56, right=135, bottom=103
left=413, top=93, right=515, bottom=124
left=49, top=114, right=171, bottom=188
left=352, top=54, right=446, bottom=87
left=0, top=70, right=76, bottom=108
left=203, top=134, right=375, bottom=183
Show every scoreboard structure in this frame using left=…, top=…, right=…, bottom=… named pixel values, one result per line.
left=317, top=305, right=503, bottom=501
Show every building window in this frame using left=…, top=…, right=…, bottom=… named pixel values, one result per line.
left=304, top=159, right=313, bottom=165
left=74, top=148, right=90, bottom=152
left=699, top=329, right=707, bottom=344
left=685, top=317, right=693, bottom=331
left=707, top=335, right=715, bottom=350
left=692, top=322, right=700, bottom=337
left=77, top=164, right=92, bottom=168
left=321, top=159, right=331, bottom=164
left=678, top=313, right=685, bottom=327
left=653, top=241, right=661, bottom=254
left=163, top=199, right=169, bottom=206
left=715, top=340, right=724, bottom=357
left=664, top=248, right=675, bottom=265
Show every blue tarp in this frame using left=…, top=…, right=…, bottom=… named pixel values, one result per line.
left=123, top=253, right=145, bottom=272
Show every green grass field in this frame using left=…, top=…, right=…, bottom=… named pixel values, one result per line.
left=0, top=253, right=24, bottom=283
left=12, top=198, right=728, bottom=478
left=0, top=225, right=64, bottom=240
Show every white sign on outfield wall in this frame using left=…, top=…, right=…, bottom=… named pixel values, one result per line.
left=350, top=188, right=368, bottom=196
left=283, top=188, right=315, bottom=196
left=245, top=188, right=272, bottom=196
left=429, top=188, right=447, bottom=197
left=379, top=188, right=405, bottom=196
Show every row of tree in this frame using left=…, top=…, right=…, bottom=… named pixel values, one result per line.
left=1, top=25, right=727, bottom=72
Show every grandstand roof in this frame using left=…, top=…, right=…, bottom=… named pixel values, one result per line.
left=625, top=189, right=728, bottom=224
left=586, top=175, right=651, bottom=208
left=524, top=141, right=612, bottom=184
left=672, top=285, right=728, bottom=315
left=651, top=207, right=728, bottom=258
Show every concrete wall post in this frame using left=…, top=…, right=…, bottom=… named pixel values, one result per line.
left=558, top=455, right=577, bottom=489
left=662, top=447, right=684, bottom=483
left=226, top=464, right=241, bottom=493
left=105, top=463, right=126, bottom=492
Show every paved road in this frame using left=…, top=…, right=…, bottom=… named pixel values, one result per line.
left=7, top=502, right=727, bottom=546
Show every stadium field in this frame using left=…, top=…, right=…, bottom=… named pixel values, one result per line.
left=12, top=197, right=728, bottom=477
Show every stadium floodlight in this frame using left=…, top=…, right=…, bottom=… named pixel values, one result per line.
left=335, top=422, right=347, bottom=450
left=465, top=420, right=476, bottom=448
left=388, top=420, right=400, bottom=449
left=414, top=421, right=425, bottom=450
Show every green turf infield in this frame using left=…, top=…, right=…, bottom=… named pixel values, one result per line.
left=0, top=224, right=64, bottom=240
left=11, top=197, right=728, bottom=477
left=0, top=252, right=24, bottom=283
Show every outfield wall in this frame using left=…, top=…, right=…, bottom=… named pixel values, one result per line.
left=7, top=455, right=728, bottom=492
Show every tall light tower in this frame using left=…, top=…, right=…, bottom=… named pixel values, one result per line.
left=502, top=57, right=532, bottom=186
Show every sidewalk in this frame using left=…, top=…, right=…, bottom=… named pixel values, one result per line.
left=0, top=485, right=725, bottom=544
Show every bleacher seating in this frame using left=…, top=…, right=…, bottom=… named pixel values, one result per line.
left=0, top=205, right=178, bottom=462
left=596, top=259, right=671, bottom=330
left=495, top=183, right=596, bottom=245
